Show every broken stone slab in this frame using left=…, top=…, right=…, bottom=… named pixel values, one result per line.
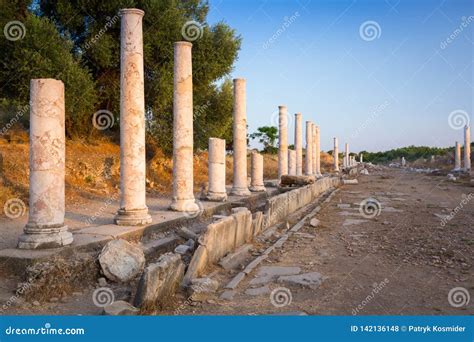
left=219, top=244, right=253, bottom=270
left=189, top=277, right=220, bottom=302
left=343, top=179, right=358, bottom=185
left=243, top=255, right=268, bottom=274
left=273, top=234, right=289, bottom=248
left=176, top=227, right=198, bottom=241
left=360, top=169, right=369, bottom=175
left=99, top=239, right=146, bottom=283
left=278, top=272, right=324, bottom=290
left=245, top=285, right=270, bottom=296
left=343, top=219, right=369, bottom=226
left=219, top=290, right=235, bottom=300
left=102, top=300, right=139, bottom=316
left=224, top=272, right=246, bottom=290
left=309, top=218, right=320, bottom=227
left=174, top=244, right=191, bottom=255
left=249, top=266, right=302, bottom=286
left=280, top=175, right=315, bottom=186
left=134, top=253, right=185, bottom=309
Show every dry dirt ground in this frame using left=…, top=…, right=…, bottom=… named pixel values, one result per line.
left=175, top=168, right=474, bottom=315
left=1, top=168, right=473, bottom=315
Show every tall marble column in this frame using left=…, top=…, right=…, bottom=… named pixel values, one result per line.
left=288, top=150, right=296, bottom=176
left=312, top=123, right=317, bottom=175
left=305, top=121, right=313, bottom=175
left=250, top=152, right=265, bottom=192
left=464, top=125, right=471, bottom=171
left=230, top=79, right=250, bottom=196
left=206, top=138, right=227, bottom=201
left=18, top=79, right=73, bottom=249
left=401, top=156, right=406, bottom=167
left=360, top=153, right=364, bottom=163
left=315, top=125, right=321, bottom=176
left=295, top=113, right=303, bottom=175
left=277, top=105, right=288, bottom=179
left=115, top=9, right=151, bottom=225
left=333, top=137, right=340, bottom=171
left=454, top=142, right=461, bottom=170
left=170, top=41, right=199, bottom=212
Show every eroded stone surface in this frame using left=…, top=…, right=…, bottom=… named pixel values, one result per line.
left=99, top=239, right=145, bottom=282
left=278, top=272, right=324, bottom=289
left=207, top=138, right=227, bottom=201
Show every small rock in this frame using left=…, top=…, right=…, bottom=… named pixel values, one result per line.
left=176, top=227, right=198, bottom=240
left=309, top=218, right=320, bottom=227
left=98, top=277, right=107, bottom=287
left=220, top=290, right=235, bottom=300
left=72, top=291, right=82, bottom=296
left=32, top=300, right=40, bottom=306
left=189, top=278, right=219, bottom=301
left=102, top=300, right=139, bottom=316
left=185, top=239, right=195, bottom=249
left=49, top=297, right=59, bottom=303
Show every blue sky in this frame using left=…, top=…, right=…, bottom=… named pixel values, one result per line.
left=207, top=0, right=473, bottom=152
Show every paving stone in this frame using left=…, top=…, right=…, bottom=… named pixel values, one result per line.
left=245, top=285, right=270, bottom=296
left=257, top=266, right=301, bottom=278
left=343, top=219, right=369, bottom=226
left=219, top=290, right=235, bottom=300
left=174, top=244, right=191, bottom=255
left=278, top=272, right=324, bottom=290
left=219, top=244, right=253, bottom=270
left=224, top=272, right=246, bottom=289
left=102, top=300, right=139, bottom=316
left=243, top=255, right=268, bottom=274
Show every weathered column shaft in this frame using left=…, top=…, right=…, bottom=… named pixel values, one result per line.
left=333, top=137, right=340, bottom=171
left=315, top=125, right=321, bottom=176
left=288, top=149, right=296, bottom=175
left=250, top=152, right=265, bottom=192
left=312, top=123, right=317, bottom=175
left=115, top=8, right=151, bottom=225
left=360, top=153, right=363, bottom=163
left=207, top=138, right=227, bottom=201
left=454, top=142, right=461, bottom=170
left=18, top=79, right=72, bottom=249
left=295, top=113, right=303, bottom=175
left=278, top=105, right=288, bottom=179
left=305, top=121, right=313, bottom=175
left=230, top=79, right=250, bottom=196
left=464, top=125, right=471, bottom=171
left=170, top=41, right=199, bottom=212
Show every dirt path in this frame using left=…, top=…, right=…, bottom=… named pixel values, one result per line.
left=178, top=168, right=473, bottom=315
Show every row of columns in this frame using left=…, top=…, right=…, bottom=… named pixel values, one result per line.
left=18, top=8, right=267, bottom=249
left=454, top=125, right=471, bottom=172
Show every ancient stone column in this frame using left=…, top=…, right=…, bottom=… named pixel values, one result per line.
left=170, top=41, right=199, bottom=212
left=333, top=137, right=340, bottom=171
left=295, top=113, right=303, bottom=175
left=288, top=149, right=296, bottom=176
left=312, top=123, right=317, bottom=175
left=454, top=142, right=461, bottom=170
left=345, top=143, right=349, bottom=168
left=250, top=152, right=265, bottom=192
left=401, top=156, right=406, bottom=167
left=315, top=125, right=321, bottom=176
left=360, top=153, right=364, bottom=163
left=206, top=138, right=227, bottom=201
left=305, top=121, right=313, bottom=175
left=277, top=105, right=288, bottom=179
left=115, top=9, right=151, bottom=225
left=464, top=125, right=471, bottom=171
left=230, top=79, right=251, bottom=196
left=18, top=79, right=73, bottom=249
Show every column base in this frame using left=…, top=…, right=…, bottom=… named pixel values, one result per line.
left=114, top=208, right=152, bottom=226
left=18, top=224, right=73, bottom=249
left=249, top=185, right=266, bottom=192
left=205, top=192, right=227, bottom=202
left=230, top=187, right=251, bottom=196
left=170, top=198, right=200, bottom=213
